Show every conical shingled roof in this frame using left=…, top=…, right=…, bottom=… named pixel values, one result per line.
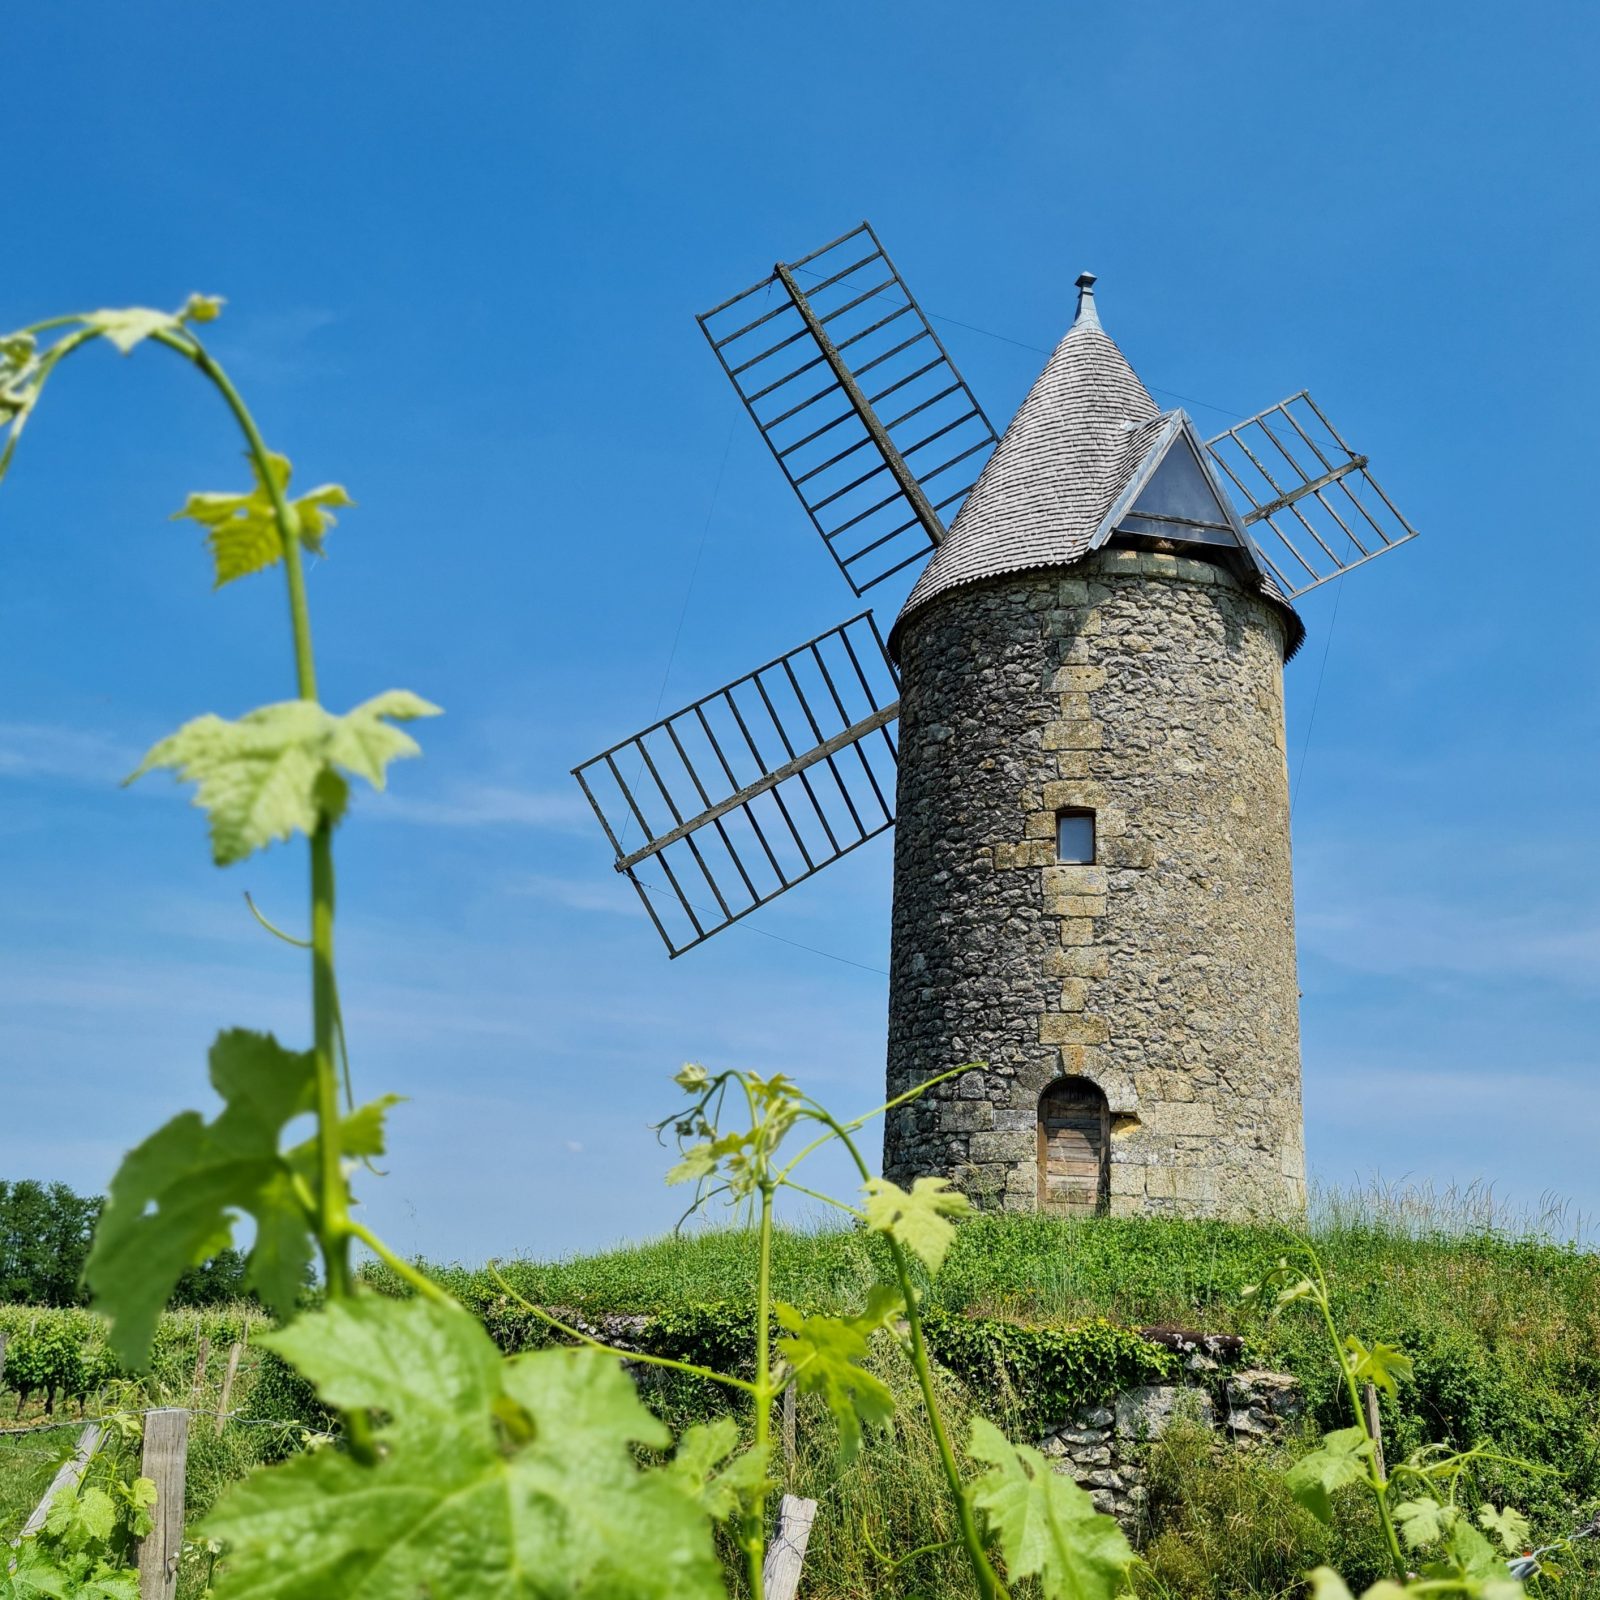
left=890, top=276, right=1304, bottom=661
left=892, top=276, right=1158, bottom=644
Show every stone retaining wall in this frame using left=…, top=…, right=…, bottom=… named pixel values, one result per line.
left=1040, top=1369, right=1304, bottom=1522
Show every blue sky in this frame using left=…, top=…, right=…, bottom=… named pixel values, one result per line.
left=2, top=2, right=1596, bottom=1262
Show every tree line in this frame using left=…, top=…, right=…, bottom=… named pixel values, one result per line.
left=0, top=1179, right=251, bottom=1307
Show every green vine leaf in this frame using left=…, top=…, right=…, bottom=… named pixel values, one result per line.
left=120, top=1477, right=158, bottom=1541
left=666, top=1131, right=744, bottom=1188
left=172, top=451, right=353, bottom=588
left=967, top=1416, right=1135, bottom=1600
left=773, top=1288, right=900, bottom=1461
left=286, top=1094, right=403, bottom=1190
left=172, top=451, right=353, bottom=589
left=0, top=332, right=39, bottom=420
left=203, top=1298, right=724, bottom=1599
left=1343, top=1333, right=1413, bottom=1399
left=85, top=1029, right=318, bottom=1367
left=83, top=307, right=182, bottom=355
left=1284, top=1426, right=1373, bottom=1524
left=862, top=1174, right=969, bottom=1274
left=82, top=294, right=220, bottom=354
left=0, top=328, right=62, bottom=484
left=1305, top=1569, right=1408, bottom=1600
left=1395, top=1496, right=1455, bottom=1551
left=1478, top=1503, right=1532, bottom=1555
left=128, top=690, right=440, bottom=866
left=337, top=1094, right=405, bottom=1160
left=666, top=1417, right=771, bottom=1522
left=665, top=1073, right=801, bottom=1199
left=43, top=1484, right=117, bottom=1549
left=0, top=1542, right=141, bottom=1600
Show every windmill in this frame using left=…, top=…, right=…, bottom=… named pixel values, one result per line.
left=573, top=222, right=1418, bottom=1218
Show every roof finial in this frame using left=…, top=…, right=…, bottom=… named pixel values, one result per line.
left=1073, top=271, right=1100, bottom=330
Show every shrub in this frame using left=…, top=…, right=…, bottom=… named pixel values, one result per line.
left=920, top=1311, right=1178, bottom=1434
left=1134, top=1420, right=1390, bottom=1600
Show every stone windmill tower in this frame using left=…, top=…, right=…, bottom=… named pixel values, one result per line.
left=574, top=225, right=1417, bottom=1220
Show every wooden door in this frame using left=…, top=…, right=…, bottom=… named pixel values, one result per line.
left=1037, top=1080, right=1108, bottom=1216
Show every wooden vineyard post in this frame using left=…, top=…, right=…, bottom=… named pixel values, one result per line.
left=761, top=1494, right=817, bottom=1600
left=136, top=1408, right=187, bottom=1600
left=782, top=1383, right=797, bottom=1478
left=0, top=1330, right=7, bottom=1391
left=214, top=1340, right=243, bottom=1436
left=19, top=1423, right=102, bottom=1539
left=1363, top=1381, right=1387, bottom=1479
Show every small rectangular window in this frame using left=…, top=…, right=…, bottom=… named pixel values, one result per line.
left=1057, top=809, right=1096, bottom=865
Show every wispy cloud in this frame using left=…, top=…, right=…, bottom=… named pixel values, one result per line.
left=211, top=307, right=338, bottom=385
left=1300, top=892, right=1600, bottom=991
left=504, top=873, right=645, bottom=916
left=0, top=722, right=139, bottom=786
left=365, top=782, right=592, bottom=831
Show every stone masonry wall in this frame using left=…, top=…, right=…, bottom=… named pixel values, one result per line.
left=1041, top=1368, right=1305, bottom=1523
left=883, top=550, right=1305, bottom=1216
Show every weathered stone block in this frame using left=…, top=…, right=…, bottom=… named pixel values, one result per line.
left=1038, top=1014, right=1110, bottom=1045
left=1225, top=1369, right=1305, bottom=1434
left=1160, top=1102, right=1218, bottom=1136
left=1046, top=892, right=1107, bottom=919
left=1144, top=1165, right=1178, bottom=1200
left=967, top=1130, right=1030, bottom=1163
left=1051, top=664, right=1107, bottom=692
left=1058, top=1044, right=1101, bottom=1075
left=939, top=1101, right=994, bottom=1133
left=1042, top=719, right=1103, bottom=751
left=1058, top=978, right=1089, bottom=1011
left=1045, top=945, right=1109, bottom=978
left=1096, top=550, right=1142, bottom=574
left=1173, top=1167, right=1221, bottom=1204
left=1043, top=864, right=1108, bottom=895
left=1109, top=1164, right=1145, bottom=1199
left=1042, top=779, right=1106, bottom=810
left=1052, top=1427, right=1109, bottom=1447
left=1115, top=1385, right=1214, bottom=1440
left=992, top=840, right=1056, bottom=870
left=1057, top=918, right=1097, bottom=946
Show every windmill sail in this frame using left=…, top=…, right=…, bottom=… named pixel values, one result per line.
left=1206, top=392, right=1418, bottom=598
left=698, top=222, right=999, bottom=596
left=572, top=613, right=900, bottom=956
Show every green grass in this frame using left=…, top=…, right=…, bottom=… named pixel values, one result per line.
left=0, top=1428, right=72, bottom=1541
left=7, top=1190, right=1599, bottom=1597
left=377, top=1188, right=1600, bottom=1587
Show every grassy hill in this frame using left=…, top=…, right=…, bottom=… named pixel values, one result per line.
left=6, top=1197, right=1598, bottom=1597
left=367, top=1196, right=1600, bottom=1597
